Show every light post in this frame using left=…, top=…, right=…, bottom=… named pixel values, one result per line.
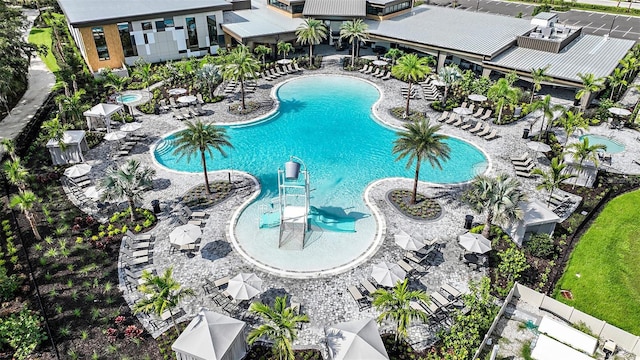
left=608, top=15, right=619, bottom=36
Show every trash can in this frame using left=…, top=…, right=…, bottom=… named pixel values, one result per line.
left=151, top=200, right=161, bottom=214
left=522, top=128, right=530, bottom=139
left=464, top=215, right=474, bottom=230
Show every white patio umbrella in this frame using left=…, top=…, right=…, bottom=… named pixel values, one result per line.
left=608, top=107, right=631, bottom=117
left=468, top=94, right=487, bottom=102
left=172, top=310, right=247, bottom=360
left=458, top=232, right=492, bottom=254
left=103, top=131, right=127, bottom=141
left=527, top=141, right=551, bottom=153
left=394, top=230, right=425, bottom=251
left=63, top=163, right=92, bottom=178
left=326, top=318, right=389, bottom=360
left=227, top=273, right=263, bottom=301
left=453, top=107, right=473, bottom=116
left=371, top=262, right=406, bottom=287
left=83, top=186, right=104, bottom=200
left=120, top=122, right=142, bottom=132
left=169, top=224, right=202, bottom=246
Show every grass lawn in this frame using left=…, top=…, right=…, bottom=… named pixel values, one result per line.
left=555, top=189, right=640, bottom=335
left=28, top=27, right=60, bottom=72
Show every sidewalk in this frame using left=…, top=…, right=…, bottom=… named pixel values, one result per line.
left=574, top=0, right=640, bottom=11
left=0, top=8, right=56, bottom=158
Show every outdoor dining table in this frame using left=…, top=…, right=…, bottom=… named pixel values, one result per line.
left=168, top=88, right=187, bottom=96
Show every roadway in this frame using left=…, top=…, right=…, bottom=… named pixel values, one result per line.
left=426, top=0, right=640, bottom=42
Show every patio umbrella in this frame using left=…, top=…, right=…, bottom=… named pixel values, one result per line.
left=83, top=186, right=104, bottom=200
left=371, top=262, right=406, bottom=287
left=394, top=230, right=425, bottom=251
left=468, top=94, right=487, bottom=102
left=527, top=141, right=551, bottom=153
left=169, top=224, right=202, bottom=246
left=63, top=163, right=92, bottom=178
left=453, top=107, right=473, bottom=116
left=458, top=232, right=492, bottom=254
left=361, top=55, right=378, bottom=61
left=103, top=131, right=127, bottom=141
left=227, top=273, right=263, bottom=301
left=120, top=122, right=142, bottom=132
left=608, top=107, right=631, bottom=117
left=326, top=318, right=389, bottom=360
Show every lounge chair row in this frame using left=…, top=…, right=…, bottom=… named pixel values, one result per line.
left=420, top=82, right=442, bottom=101
left=113, top=133, right=146, bottom=159
left=172, top=103, right=206, bottom=121
left=410, top=283, right=465, bottom=321
left=263, top=64, right=302, bottom=81
left=510, top=153, right=537, bottom=177
left=436, top=111, right=499, bottom=140
left=358, top=65, right=392, bottom=80
left=401, top=85, right=421, bottom=100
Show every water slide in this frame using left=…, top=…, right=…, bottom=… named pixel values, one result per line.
left=259, top=206, right=356, bottom=232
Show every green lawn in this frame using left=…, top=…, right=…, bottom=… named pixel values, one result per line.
left=28, top=27, right=60, bottom=72
left=556, top=189, right=640, bottom=335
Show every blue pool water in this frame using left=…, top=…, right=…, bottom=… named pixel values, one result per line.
left=117, top=94, right=142, bottom=104
left=154, top=76, right=488, bottom=275
left=579, top=134, right=625, bottom=154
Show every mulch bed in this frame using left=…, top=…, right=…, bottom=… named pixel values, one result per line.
left=387, top=189, right=443, bottom=221
left=179, top=181, right=233, bottom=208
left=390, top=107, right=426, bottom=122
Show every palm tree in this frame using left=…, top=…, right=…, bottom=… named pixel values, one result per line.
left=530, top=66, right=550, bottom=103
left=606, top=67, right=627, bottom=100
left=554, top=110, right=588, bottom=147
left=437, top=65, right=462, bottom=103
left=223, top=45, right=261, bottom=110
left=41, top=116, right=71, bottom=151
left=248, top=296, right=309, bottom=360
left=529, top=95, right=564, bottom=138
left=3, top=158, right=29, bottom=193
left=254, top=45, right=272, bottom=66
left=172, top=120, right=233, bottom=195
left=340, top=19, right=369, bottom=68
left=1, top=138, right=18, bottom=161
left=132, top=58, right=153, bottom=89
left=372, top=279, right=429, bottom=343
left=619, top=54, right=639, bottom=82
left=462, top=174, right=526, bottom=239
left=567, top=138, right=606, bottom=188
left=276, top=41, right=293, bottom=61
left=575, top=73, right=604, bottom=110
left=56, top=89, right=88, bottom=125
left=99, top=159, right=156, bottom=222
left=384, top=48, right=404, bottom=65
left=296, top=18, right=328, bottom=68
left=133, top=267, right=194, bottom=337
left=392, top=54, right=432, bottom=116
left=532, top=157, right=576, bottom=206
left=196, top=63, right=221, bottom=100
left=392, top=119, right=450, bottom=204
left=9, top=190, right=41, bottom=240
left=487, top=78, right=521, bottom=124
left=103, top=71, right=129, bottom=100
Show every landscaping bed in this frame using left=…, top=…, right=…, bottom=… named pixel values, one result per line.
left=179, top=181, right=234, bottom=209
left=387, top=189, right=442, bottom=221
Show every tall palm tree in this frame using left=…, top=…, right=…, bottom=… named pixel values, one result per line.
left=254, top=45, right=272, bottom=66
left=41, top=116, right=71, bottom=151
left=9, top=190, right=41, bottom=240
left=575, top=73, right=604, bottom=110
left=372, top=279, right=429, bottom=343
left=56, top=89, right=88, bottom=125
left=487, top=78, right=521, bottom=124
left=132, top=58, right=153, bottom=89
left=529, top=95, right=564, bottom=138
left=392, top=119, right=450, bottom=204
left=554, top=110, right=588, bottom=147
left=3, top=158, right=29, bottom=193
left=223, top=45, right=260, bottom=110
left=532, top=157, right=576, bottom=206
left=99, top=159, right=156, bottom=222
left=462, top=174, right=526, bottom=239
left=133, top=267, right=194, bottom=337
left=619, top=54, right=639, bottom=82
left=606, top=67, right=627, bottom=100
left=340, top=19, right=369, bottom=68
left=567, top=138, right=606, bottom=188
left=392, top=54, right=432, bottom=116
left=295, top=18, right=328, bottom=68
left=172, top=120, right=233, bottom=195
left=248, top=296, right=309, bottom=360
left=276, top=41, right=293, bottom=61
left=530, top=66, right=550, bottom=103
left=384, top=48, right=404, bottom=65
left=437, top=65, right=462, bottom=103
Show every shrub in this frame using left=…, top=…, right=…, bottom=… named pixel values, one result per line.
left=0, top=266, right=21, bottom=301
left=0, top=308, right=47, bottom=360
left=525, top=233, right=556, bottom=259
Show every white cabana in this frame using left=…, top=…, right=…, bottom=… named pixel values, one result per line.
left=325, top=318, right=389, bottom=360
left=172, top=310, right=247, bottom=360
left=83, top=103, right=123, bottom=132
left=46, top=130, right=89, bottom=165
left=531, top=334, right=594, bottom=360
left=505, top=200, right=561, bottom=246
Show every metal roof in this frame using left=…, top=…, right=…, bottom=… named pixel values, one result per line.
left=303, top=0, right=366, bottom=17
left=367, top=0, right=402, bottom=5
left=365, top=5, right=536, bottom=57
left=534, top=12, right=557, bottom=21
left=485, top=34, right=636, bottom=84
left=221, top=7, right=305, bottom=40
left=57, top=0, right=231, bottom=26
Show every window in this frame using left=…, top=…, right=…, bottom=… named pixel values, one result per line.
left=207, top=15, right=217, bottom=46
left=164, top=18, right=175, bottom=28
left=92, top=27, right=110, bottom=60
left=155, top=20, right=165, bottom=32
left=118, top=23, right=137, bottom=57
left=141, top=22, right=152, bottom=31
left=186, top=17, right=198, bottom=48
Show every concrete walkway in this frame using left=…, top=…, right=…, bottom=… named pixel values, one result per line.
left=0, top=8, right=56, bottom=159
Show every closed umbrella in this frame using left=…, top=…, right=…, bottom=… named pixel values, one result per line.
left=527, top=141, right=551, bottom=153
left=63, top=163, right=92, bottom=178
left=227, top=273, right=263, bottom=301
left=394, top=231, right=425, bottom=251
left=120, top=123, right=142, bottom=132
left=169, top=224, right=202, bottom=246
left=371, top=262, right=406, bottom=287
left=458, top=232, right=492, bottom=254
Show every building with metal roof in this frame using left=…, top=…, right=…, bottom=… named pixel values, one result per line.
left=303, top=0, right=366, bottom=18
left=221, top=6, right=306, bottom=45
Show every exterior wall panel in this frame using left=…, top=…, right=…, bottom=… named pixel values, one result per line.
left=79, top=24, right=125, bottom=72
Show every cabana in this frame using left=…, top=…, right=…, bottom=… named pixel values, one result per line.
left=172, top=310, right=247, bottom=360
left=46, top=130, right=89, bottom=165
left=83, top=103, right=123, bottom=132
left=325, top=318, right=389, bottom=360
left=505, top=200, right=561, bottom=246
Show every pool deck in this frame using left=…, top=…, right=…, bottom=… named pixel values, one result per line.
left=69, top=61, right=640, bottom=348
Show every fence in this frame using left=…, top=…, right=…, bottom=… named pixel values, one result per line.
left=471, top=284, right=516, bottom=359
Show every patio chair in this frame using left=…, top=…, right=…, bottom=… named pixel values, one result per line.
left=440, top=284, right=462, bottom=299
left=460, top=102, right=468, bottom=109
left=371, top=68, right=381, bottom=77
left=286, top=64, right=297, bottom=74
left=159, top=99, right=171, bottom=112
left=476, top=126, right=492, bottom=137
left=479, top=110, right=492, bottom=120
left=460, top=121, right=474, bottom=130
left=183, top=206, right=207, bottom=219
left=269, top=69, right=281, bottom=78
left=431, top=291, right=452, bottom=308
left=419, top=298, right=442, bottom=316
left=172, top=108, right=184, bottom=121
left=360, top=279, right=378, bottom=295
left=127, top=230, right=152, bottom=241
left=515, top=170, right=533, bottom=178
left=445, top=113, right=458, bottom=125
left=195, top=102, right=206, bottom=116
left=169, top=97, right=178, bottom=108
left=275, top=66, right=287, bottom=76
left=293, top=63, right=303, bottom=72
left=348, top=286, right=370, bottom=311
left=510, top=153, right=529, bottom=162
left=472, top=107, right=485, bottom=117
left=263, top=71, right=274, bottom=81
left=512, top=157, right=532, bottom=167
left=359, top=64, right=370, bottom=73
left=125, top=236, right=151, bottom=250
left=123, top=248, right=150, bottom=259
left=177, top=215, right=204, bottom=227
left=214, top=276, right=230, bottom=289
left=188, top=105, right=199, bottom=117
left=375, top=70, right=387, bottom=79
left=467, top=104, right=475, bottom=113
left=196, top=93, right=204, bottom=104
left=436, top=111, right=450, bottom=122
left=180, top=107, right=193, bottom=119
left=364, top=66, right=374, bottom=74
left=126, top=255, right=150, bottom=267
left=483, top=129, right=499, bottom=140
left=381, top=72, right=392, bottom=81
left=514, top=162, right=535, bottom=172
left=451, top=117, right=463, bottom=127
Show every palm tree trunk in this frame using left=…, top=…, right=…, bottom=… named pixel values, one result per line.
left=405, top=81, right=412, bottom=117
left=26, top=212, right=42, bottom=241
left=240, top=79, right=246, bottom=110
left=539, top=116, right=546, bottom=138
left=411, top=160, right=421, bottom=205
left=168, top=309, right=180, bottom=337
left=128, top=197, right=137, bottom=222
left=497, top=106, right=503, bottom=124
left=547, top=190, right=554, bottom=207
left=201, top=150, right=211, bottom=194
left=530, top=86, right=536, bottom=104
left=351, top=41, right=356, bottom=68
left=309, top=45, right=314, bottom=67
left=482, top=211, right=493, bottom=238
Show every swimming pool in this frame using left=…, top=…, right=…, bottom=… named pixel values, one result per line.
left=579, top=134, right=625, bottom=153
left=154, top=76, right=488, bottom=276
left=117, top=93, right=142, bottom=104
